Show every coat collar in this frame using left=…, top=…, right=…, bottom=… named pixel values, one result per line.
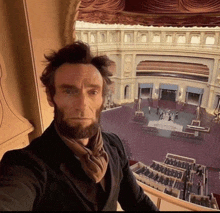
left=39, top=121, right=122, bottom=210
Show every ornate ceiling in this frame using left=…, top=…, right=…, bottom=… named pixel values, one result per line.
left=78, top=0, right=220, bottom=27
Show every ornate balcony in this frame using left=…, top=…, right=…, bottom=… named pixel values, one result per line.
left=75, top=21, right=220, bottom=55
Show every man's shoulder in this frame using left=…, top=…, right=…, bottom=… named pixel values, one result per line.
left=101, top=131, right=125, bottom=153
left=1, top=122, right=59, bottom=163
left=102, top=131, right=121, bottom=144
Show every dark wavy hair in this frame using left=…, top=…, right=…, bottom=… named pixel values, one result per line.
left=40, top=41, right=113, bottom=98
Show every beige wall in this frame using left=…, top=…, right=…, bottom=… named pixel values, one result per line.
left=0, top=0, right=41, bottom=140
left=0, top=0, right=71, bottom=141
left=0, top=0, right=25, bottom=117
left=24, top=0, right=71, bottom=131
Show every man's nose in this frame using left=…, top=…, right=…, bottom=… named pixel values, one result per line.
left=75, top=93, right=87, bottom=111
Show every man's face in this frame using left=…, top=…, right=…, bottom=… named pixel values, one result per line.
left=49, top=63, right=104, bottom=139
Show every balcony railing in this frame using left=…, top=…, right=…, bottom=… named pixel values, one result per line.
left=116, top=180, right=218, bottom=211
left=75, top=25, right=220, bottom=54
left=137, top=181, right=218, bottom=211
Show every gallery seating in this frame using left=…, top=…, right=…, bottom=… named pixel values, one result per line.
left=164, top=157, right=194, bottom=171
left=190, top=196, right=214, bottom=208
left=150, top=161, right=183, bottom=179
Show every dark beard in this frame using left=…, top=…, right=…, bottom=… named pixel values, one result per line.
left=54, top=104, right=103, bottom=139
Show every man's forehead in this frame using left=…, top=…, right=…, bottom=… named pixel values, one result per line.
left=54, top=63, right=103, bottom=86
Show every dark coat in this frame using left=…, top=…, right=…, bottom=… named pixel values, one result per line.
left=0, top=122, right=158, bottom=211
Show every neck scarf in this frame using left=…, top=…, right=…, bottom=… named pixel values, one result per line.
left=55, top=124, right=109, bottom=184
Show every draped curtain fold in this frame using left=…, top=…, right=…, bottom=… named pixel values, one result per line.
left=80, top=0, right=125, bottom=12
left=142, top=0, right=220, bottom=13
left=142, top=0, right=179, bottom=13
left=78, top=0, right=220, bottom=27
left=180, top=0, right=220, bottom=13
left=80, top=0, right=220, bottom=14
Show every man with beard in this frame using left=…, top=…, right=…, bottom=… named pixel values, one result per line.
left=0, top=41, right=158, bottom=211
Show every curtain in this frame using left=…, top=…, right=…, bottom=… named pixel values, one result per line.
left=80, top=0, right=125, bottom=13
left=129, top=0, right=220, bottom=13
left=180, top=0, right=220, bottom=13
left=78, top=0, right=220, bottom=27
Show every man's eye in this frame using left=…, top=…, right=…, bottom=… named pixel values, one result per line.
left=64, top=89, right=72, bottom=94
left=63, top=89, right=76, bottom=94
left=89, top=90, right=98, bottom=95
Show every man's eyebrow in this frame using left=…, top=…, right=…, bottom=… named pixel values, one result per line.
left=58, top=84, right=101, bottom=89
left=58, top=84, right=78, bottom=89
left=86, top=84, right=102, bottom=89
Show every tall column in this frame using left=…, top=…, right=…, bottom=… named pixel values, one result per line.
left=182, top=87, right=186, bottom=103
left=131, top=53, right=136, bottom=78
left=173, top=32, right=177, bottom=45
left=161, top=31, right=166, bottom=44
left=130, top=83, right=134, bottom=101
left=87, top=31, right=91, bottom=43
left=152, top=82, right=160, bottom=100
left=134, top=30, right=137, bottom=45
left=185, top=92, right=189, bottom=103
left=148, top=31, right=153, bottom=44
left=200, top=32, right=205, bottom=46
left=120, top=83, right=124, bottom=103
left=120, top=53, right=124, bottom=78
left=106, top=30, right=110, bottom=43
left=80, top=31, right=83, bottom=41
left=185, top=32, right=190, bottom=45
left=207, top=86, right=215, bottom=111
left=215, top=32, right=219, bottom=46
left=207, top=58, right=220, bottom=111
left=118, top=51, right=124, bottom=104
left=120, top=30, right=124, bottom=48
left=209, top=57, right=219, bottom=85
left=97, top=31, right=100, bottom=44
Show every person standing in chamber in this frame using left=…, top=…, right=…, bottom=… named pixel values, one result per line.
left=0, top=41, right=159, bottom=211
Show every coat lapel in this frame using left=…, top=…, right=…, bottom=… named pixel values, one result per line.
left=41, top=123, right=122, bottom=210
left=102, top=133, right=123, bottom=210
left=59, top=158, right=101, bottom=204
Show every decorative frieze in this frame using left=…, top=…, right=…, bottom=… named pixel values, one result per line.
left=75, top=21, right=220, bottom=50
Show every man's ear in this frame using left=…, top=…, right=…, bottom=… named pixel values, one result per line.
left=46, top=90, right=54, bottom=107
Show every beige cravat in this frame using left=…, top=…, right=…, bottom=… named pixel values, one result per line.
left=55, top=125, right=109, bottom=184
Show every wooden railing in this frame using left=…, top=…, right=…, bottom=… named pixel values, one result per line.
left=138, top=181, right=218, bottom=211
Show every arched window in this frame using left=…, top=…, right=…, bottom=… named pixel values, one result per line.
left=141, top=34, right=147, bottom=42
left=177, top=35, right=186, bottom=44
left=124, top=85, right=129, bottom=99
left=124, top=34, right=131, bottom=43
left=191, top=35, right=200, bottom=44
left=152, top=34, right=160, bottom=43
left=90, top=34, right=95, bottom=43
left=101, top=33, right=105, bottom=43
left=83, top=33, right=88, bottom=42
left=206, top=36, right=215, bottom=45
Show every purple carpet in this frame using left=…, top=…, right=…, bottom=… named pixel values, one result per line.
left=101, top=100, right=220, bottom=195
